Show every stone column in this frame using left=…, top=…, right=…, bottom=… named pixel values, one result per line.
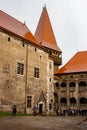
left=46, top=77, right=50, bottom=115
left=67, top=80, right=70, bottom=110
left=75, top=78, right=79, bottom=109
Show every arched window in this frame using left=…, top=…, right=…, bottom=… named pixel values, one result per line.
left=79, top=81, right=86, bottom=91
left=79, top=81, right=86, bottom=86
left=60, top=97, right=67, bottom=104
left=69, top=82, right=76, bottom=87
left=61, top=82, right=66, bottom=87
left=55, top=82, right=59, bottom=87
left=70, top=97, right=76, bottom=104
left=80, top=97, right=87, bottom=104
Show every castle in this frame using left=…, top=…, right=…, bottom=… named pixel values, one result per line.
left=0, top=7, right=62, bottom=115
left=0, top=7, right=86, bottom=116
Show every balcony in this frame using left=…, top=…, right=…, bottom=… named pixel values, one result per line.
left=69, top=87, right=76, bottom=92
left=49, top=54, right=62, bottom=65
left=60, top=87, right=66, bottom=92
left=79, top=87, right=87, bottom=92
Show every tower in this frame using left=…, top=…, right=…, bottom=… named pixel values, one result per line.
left=35, top=6, right=62, bottom=73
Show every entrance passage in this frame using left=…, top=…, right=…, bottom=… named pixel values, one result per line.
left=39, top=104, right=43, bottom=114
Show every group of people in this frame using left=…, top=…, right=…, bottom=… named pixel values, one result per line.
left=56, top=108, right=87, bottom=116
left=12, top=104, right=87, bottom=116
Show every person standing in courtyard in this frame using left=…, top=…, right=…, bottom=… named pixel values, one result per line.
left=12, top=105, right=17, bottom=116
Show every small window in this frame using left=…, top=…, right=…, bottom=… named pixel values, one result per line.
left=27, top=96, right=32, bottom=108
left=39, top=55, right=42, bottom=60
left=49, top=78, right=52, bottom=82
left=49, top=104, right=52, bottom=110
left=22, top=43, right=25, bottom=47
left=49, top=62, right=52, bottom=69
left=55, top=82, right=59, bottom=87
left=34, top=67, right=39, bottom=78
left=70, top=75, right=73, bottom=78
left=8, top=37, right=10, bottom=42
left=17, top=62, right=24, bottom=75
left=35, top=48, right=37, bottom=52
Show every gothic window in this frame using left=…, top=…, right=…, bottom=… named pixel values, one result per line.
left=34, top=67, right=39, bottom=78
left=27, top=96, right=32, bottom=108
left=17, top=62, right=24, bottom=75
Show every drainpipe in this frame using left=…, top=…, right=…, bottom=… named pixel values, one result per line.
left=25, top=43, right=28, bottom=113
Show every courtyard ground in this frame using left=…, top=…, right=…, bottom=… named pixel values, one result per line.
left=0, top=115, right=87, bottom=130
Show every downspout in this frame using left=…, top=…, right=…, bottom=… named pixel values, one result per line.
left=25, top=43, right=28, bottom=113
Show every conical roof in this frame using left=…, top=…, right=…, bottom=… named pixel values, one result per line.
left=0, top=10, right=39, bottom=45
left=56, top=51, right=87, bottom=74
left=35, top=7, right=61, bottom=52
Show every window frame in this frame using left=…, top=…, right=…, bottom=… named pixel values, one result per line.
left=27, top=96, right=32, bottom=108
left=34, top=67, right=39, bottom=78
left=17, top=62, right=24, bottom=75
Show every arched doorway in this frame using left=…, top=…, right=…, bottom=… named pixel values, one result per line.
left=39, top=103, right=43, bottom=114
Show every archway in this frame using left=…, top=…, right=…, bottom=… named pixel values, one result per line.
left=70, top=97, right=76, bottom=106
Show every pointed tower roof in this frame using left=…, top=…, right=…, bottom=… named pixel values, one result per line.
left=35, top=7, right=61, bottom=52
left=56, top=51, right=87, bottom=75
left=0, top=10, right=39, bottom=45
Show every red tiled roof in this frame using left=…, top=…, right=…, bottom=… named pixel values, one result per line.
left=0, top=10, right=39, bottom=45
left=34, top=7, right=61, bottom=52
left=56, top=51, right=87, bottom=74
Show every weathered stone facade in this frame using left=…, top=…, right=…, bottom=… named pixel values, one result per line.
left=0, top=8, right=62, bottom=115
left=0, top=28, right=58, bottom=115
left=54, top=73, right=87, bottom=115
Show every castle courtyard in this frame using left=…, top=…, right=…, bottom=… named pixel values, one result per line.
left=0, top=116, right=87, bottom=130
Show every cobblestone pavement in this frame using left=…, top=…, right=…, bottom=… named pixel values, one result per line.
left=0, top=116, right=87, bottom=130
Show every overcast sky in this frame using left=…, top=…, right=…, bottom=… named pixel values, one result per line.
left=0, top=0, right=87, bottom=67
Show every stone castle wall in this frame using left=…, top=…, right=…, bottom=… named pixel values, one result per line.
left=0, top=29, right=54, bottom=114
